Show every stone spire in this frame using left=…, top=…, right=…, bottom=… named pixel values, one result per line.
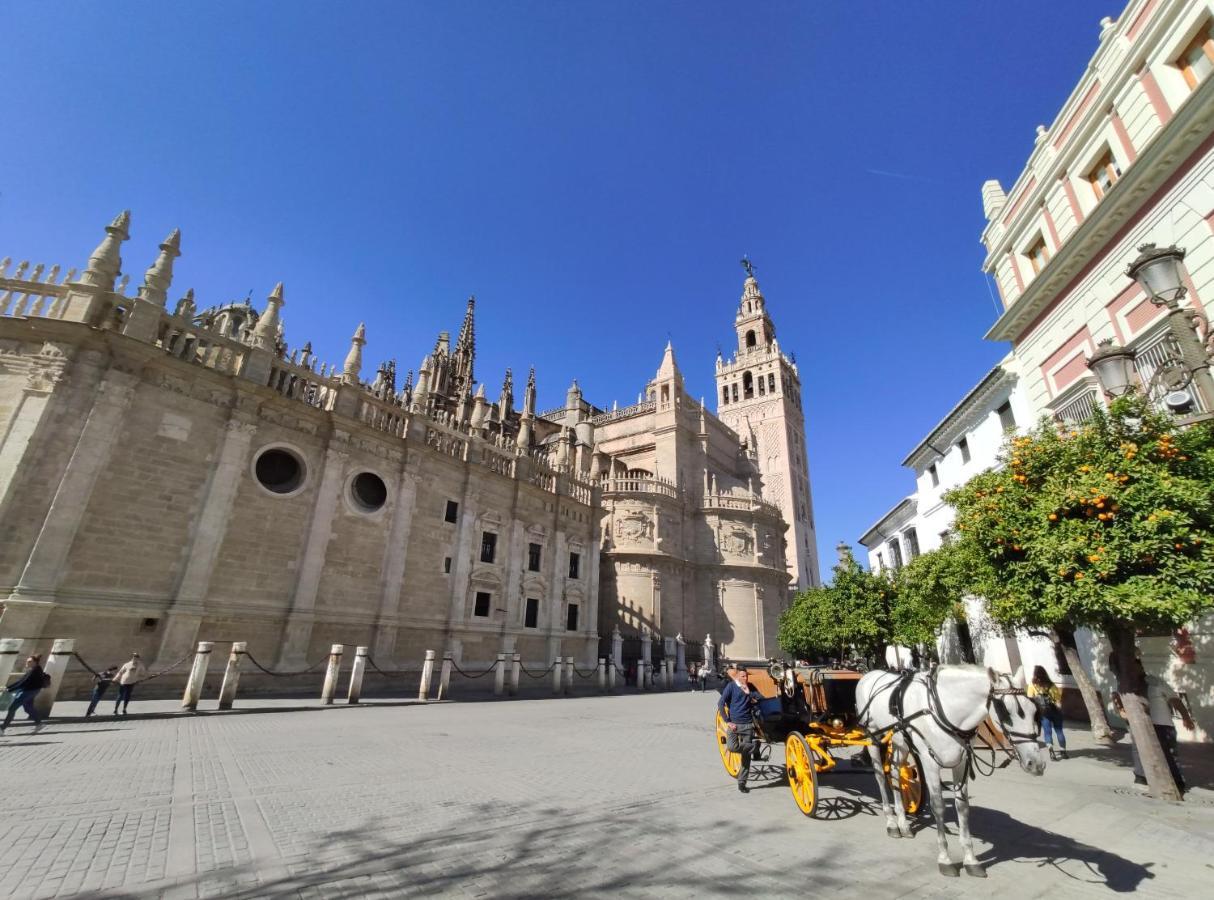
left=566, top=378, right=582, bottom=411
left=81, top=210, right=131, bottom=290
left=251, top=282, right=284, bottom=351
left=516, top=366, right=537, bottom=449
left=498, top=368, right=514, bottom=421
left=523, top=366, right=536, bottom=416
left=470, top=382, right=490, bottom=430
left=453, top=295, right=476, bottom=390
left=137, top=228, right=181, bottom=307
left=739, top=272, right=765, bottom=317
left=699, top=397, right=707, bottom=434
left=342, top=322, right=366, bottom=384
left=413, top=355, right=432, bottom=412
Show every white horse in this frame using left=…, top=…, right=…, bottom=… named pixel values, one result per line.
left=856, top=665, right=1048, bottom=878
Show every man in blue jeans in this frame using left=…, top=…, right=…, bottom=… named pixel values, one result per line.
left=1, top=654, right=47, bottom=736
left=718, top=666, right=760, bottom=793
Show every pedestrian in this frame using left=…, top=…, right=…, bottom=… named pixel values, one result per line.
left=689, top=663, right=700, bottom=691
left=699, top=663, right=711, bottom=692
left=1117, top=658, right=1194, bottom=794
left=1027, top=665, right=1067, bottom=760
left=717, top=665, right=760, bottom=793
left=113, top=652, right=147, bottom=715
left=1, top=654, right=49, bottom=736
left=86, top=666, right=118, bottom=717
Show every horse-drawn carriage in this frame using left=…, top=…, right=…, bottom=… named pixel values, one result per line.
left=713, top=661, right=923, bottom=818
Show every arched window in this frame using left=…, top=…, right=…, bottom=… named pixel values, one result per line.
left=745, top=330, right=756, bottom=348
left=721, top=386, right=729, bottom=405
left=742, top=371, right=754, bottom=399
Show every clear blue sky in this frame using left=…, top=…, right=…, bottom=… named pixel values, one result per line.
left=0, top=0, right=1117, bottom=578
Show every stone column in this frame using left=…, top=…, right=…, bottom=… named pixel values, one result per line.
left=217, top=642, right=246, bottom=710
left=319, top=644, right=343, bottom=705
left=564, top=656, right=574, bottom=695
left=703, top=634, right=715, bottom=672
left=347, top=646, right=368, bottom=704
left=493, top=652, right=506, bottom=696
left=597, top=657, right=606, bottom=693
left=32, top=638, right=73, bottom=717
left=418, top=649, right=436, bottom=700
left=607, top=658, right=617, bottom=692
left=551, top=654, right=562, bottom=696
left=611, top=625, right=623, bottom=669
left=181, top=641, right=213, bottom=711
left=371, top=461, right=419, bottom=664
left=157, top=412, right=258, bottom=667
left=279, top=439, right=350, bottom=668
left=509, top=652, right=521, bottom=696
left=641, top=630, right=652, bottom=684
left=13, top=370, right=139, bottom=600
left=0, top=639, right=24, bottom=687
left=437, top=651, right=453, bottom=700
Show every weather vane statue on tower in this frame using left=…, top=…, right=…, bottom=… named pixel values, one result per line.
left=740, top=255, right=756, bottom=279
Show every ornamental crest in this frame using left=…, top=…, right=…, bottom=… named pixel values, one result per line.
left=722, top=528, right=752, bottom=556
left=614, top=510, right=653, bottom=543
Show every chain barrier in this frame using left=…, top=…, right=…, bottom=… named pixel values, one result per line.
left=69, top=652, right=101, bottom=677
left=242, top=651, right=329, bottom=678
left=133, top=651, right=193, bottom=685
left=573, top=666, right=598, bottom=680
left=518, top=661, right=557, bottom=679
left=448, top=659, right=499, bottom=679
left=364, top=656, right=413, bottom=678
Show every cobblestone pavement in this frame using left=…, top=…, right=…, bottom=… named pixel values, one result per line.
left=1, top=690, right=1212, bottom=899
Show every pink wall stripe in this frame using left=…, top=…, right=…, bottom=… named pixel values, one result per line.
left=1062, top=176, right=1085, bottom=226
left=1109, top=108, right=1139, bottom=163
left=1138, top=67, right=1173, bottom=126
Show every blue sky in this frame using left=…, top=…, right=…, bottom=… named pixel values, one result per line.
left=0, top=0, right=1117, bottom=578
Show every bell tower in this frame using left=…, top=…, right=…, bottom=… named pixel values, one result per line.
left=714, top=260, right=820, bottom=589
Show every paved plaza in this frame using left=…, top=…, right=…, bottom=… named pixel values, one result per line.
left=1, top=689, right=1212, bottom=899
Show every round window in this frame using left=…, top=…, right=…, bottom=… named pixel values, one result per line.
left=254, top=448, right=305, bottom=495
left=351, top=472, right=388, bottom=512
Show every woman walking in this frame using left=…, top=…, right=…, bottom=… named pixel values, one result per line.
left=1027, top=665, right=1067, bottom=760
left=1, top=655, right=48, bottom=736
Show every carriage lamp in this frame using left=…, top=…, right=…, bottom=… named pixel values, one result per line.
left=1126, top=243, right=1188, bottom=309
left=1086, top=339, right=1137, bottom=398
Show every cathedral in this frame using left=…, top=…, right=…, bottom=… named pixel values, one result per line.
left=0, top=213, right=817, bottom=692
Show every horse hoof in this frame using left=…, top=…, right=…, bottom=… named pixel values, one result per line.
left=964, top=865, right=987, bottom=879
left=886, top=826, right=902, bottom=839
left=938, top=863, right=960, bottom=877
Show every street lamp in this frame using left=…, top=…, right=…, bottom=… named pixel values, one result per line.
left=1086, top=244, right=1214, bottom=419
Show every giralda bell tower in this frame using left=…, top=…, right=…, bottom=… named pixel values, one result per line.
left=714, top=259, right=820, bottom=590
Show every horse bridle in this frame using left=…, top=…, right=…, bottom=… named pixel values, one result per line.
left=988, top=675, right=1045, bottom=751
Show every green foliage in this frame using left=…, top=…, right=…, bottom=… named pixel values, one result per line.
left=892, top=541, right=971, bottom=647
left=778, top=546, right=894, bottom=661
left=946, top=395, right=1214, bottom=633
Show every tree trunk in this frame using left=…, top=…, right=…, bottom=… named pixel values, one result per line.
left=1052, top=628, right=1113, bottom=743
left=1108, top=626, right=1182, bottom=802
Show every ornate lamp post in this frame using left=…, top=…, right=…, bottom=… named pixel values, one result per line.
left=1086, top=244, right=1214, bottom=419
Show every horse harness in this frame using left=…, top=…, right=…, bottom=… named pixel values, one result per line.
left=861, top=669, right=1040, bottom=783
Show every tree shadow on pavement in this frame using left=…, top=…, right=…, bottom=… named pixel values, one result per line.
left=1065, top=740, right=1214, bottom=792
left=970, top=807, right=1155, bottom=893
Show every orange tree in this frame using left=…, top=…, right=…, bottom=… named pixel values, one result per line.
left=946, top=395, right=1214, bottom=801
left=778, top=544, right=895, bottom=664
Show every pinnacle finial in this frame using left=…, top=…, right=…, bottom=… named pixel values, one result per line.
left=81, top=209, right=132, bottom=289
left=250, top=283, right=285, bottom=350
left=269, top=282, right=284, bottom=301
left=342, top=322, right=366, bottom=382
left=138, top=227, right=183, bottom=307
left=740, top=255, right=756, bottom=279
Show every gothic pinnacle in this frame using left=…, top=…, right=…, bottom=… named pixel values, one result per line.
left=81, top=209, right=132, bottom=290
left=138, top=227, right=182, bottom=308
left=251, top=282, right=284, bottom=350
left=342, top=322, right=366, bottom=383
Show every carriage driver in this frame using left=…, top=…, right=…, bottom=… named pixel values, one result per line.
left=718, top=665, right=761, bottom=793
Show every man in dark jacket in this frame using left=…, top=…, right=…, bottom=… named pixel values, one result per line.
left=1, top=654, right=48, bottom=736
left=718, top=666, right=760, bottom=792
left=86, top=666, right=119, bottom=717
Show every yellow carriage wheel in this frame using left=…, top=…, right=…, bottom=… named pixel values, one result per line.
left=715, top=712, right=742, bottom=778
left=898, top=752, right=923, bottom=816
left=785, top=732, right=819, bottom=818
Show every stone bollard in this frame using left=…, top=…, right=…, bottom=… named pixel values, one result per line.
left=418, top=649, right=436, bottom=701
left=348, top=646, right=368, bottom=704
left=33, top=639, right=75, bottom=718
left=551, top=655, right=562, bottom=696
left=597, top=657, right=606, bottom=693
left=0, top=638, right=24, bottom=688
left=509, top=652, right=521, bottom=696
left=637, top=661, right=647, bottom=691
left=217, top=642, right=246, bottom=710
left=181, top=642, right=214, bottom=711
left=493, top=653, right=506, bottom=697
left=564, top=656, right=574, bottom=695
left=437, top=651, right=453, bottom=700
left=607, top=658, right=617, bottom=692
left=665, top=659, right=674, bottom=690
left=320, top=644, right=344, bottom=705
